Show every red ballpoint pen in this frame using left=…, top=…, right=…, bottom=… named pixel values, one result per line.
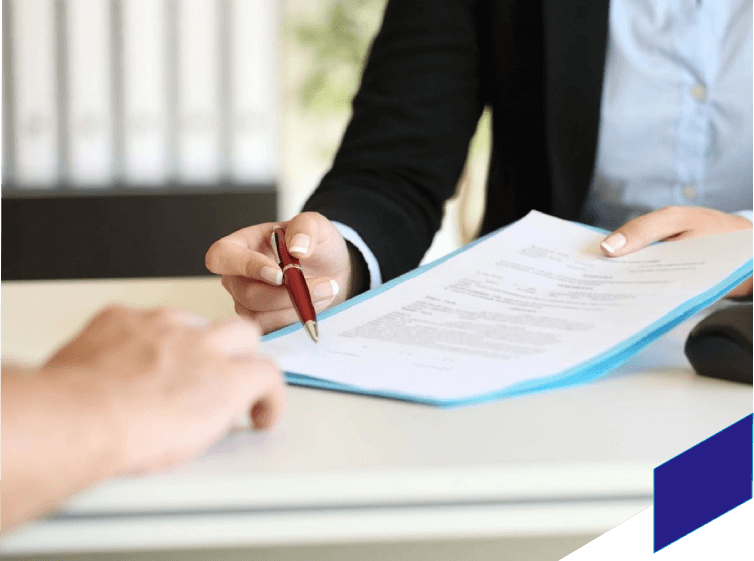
left=270, top=228, right=318, bottom=342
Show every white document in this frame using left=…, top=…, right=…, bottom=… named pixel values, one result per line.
left=262, top=212, right=753, bottom=403
left=10, top=0, right=58, bottom=188
left=67, top=0, right=115, bottom=186
left=122, top=0, right=169, bottom=185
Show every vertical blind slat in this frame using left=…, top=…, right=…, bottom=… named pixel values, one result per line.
left=4, top=0, right=278, bottom=193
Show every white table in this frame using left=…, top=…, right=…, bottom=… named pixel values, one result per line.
left=1, top=278, right=751, bottom=556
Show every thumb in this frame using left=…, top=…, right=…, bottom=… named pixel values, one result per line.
left=726, top=276, right=753, bottom=299
left=600, top=207, right=687, bottom=257
left=284, top=212, right=335, bottom=259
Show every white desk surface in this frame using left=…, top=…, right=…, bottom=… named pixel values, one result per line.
left=1, top=278, right=751, bottom=555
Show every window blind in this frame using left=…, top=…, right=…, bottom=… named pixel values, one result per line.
left=2, top=0, right=279, bottom=280
left=3, top=0, right=279, bottom=193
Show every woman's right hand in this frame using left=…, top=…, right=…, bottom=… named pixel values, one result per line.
left=205, top=212, right=354, bottom=333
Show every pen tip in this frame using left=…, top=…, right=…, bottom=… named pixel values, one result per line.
left=305, top=321, right=319, bottom=342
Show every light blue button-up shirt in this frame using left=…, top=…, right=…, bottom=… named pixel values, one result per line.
left=581, top=0, right=753, bottom=228
left=342, top=0, right=753, bottom=289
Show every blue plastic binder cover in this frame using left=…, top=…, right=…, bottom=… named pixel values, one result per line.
left=263, top=216, right=754, bottom=408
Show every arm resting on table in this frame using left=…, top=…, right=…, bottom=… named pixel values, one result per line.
left=1, top=368, right=118, bottom=532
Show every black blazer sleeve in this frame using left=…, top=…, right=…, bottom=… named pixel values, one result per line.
left=302, top=0, right=487, bottom=283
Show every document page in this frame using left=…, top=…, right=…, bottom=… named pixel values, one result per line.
left=262, top=212, right=752, bottom=403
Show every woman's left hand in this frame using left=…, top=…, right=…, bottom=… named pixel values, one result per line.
left=599, top=206, right=753, bottom=297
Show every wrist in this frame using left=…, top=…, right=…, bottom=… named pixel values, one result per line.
left=40, top=366, right=125, bottom=481
left=345, top=240, right=370, bottom=298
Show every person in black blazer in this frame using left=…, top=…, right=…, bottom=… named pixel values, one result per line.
left=206, top=0, right=752, bottom=332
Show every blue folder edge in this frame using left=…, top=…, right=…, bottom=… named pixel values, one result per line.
left=264, top=221, right=754, bottom=408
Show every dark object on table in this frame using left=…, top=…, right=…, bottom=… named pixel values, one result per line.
left=684, top=304, right=753, bottom=385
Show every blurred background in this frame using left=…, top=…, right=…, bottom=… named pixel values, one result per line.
left=1, top=0, right=491, bottom=373
left=281, top=0, right=491, bottom=261
left=2, top=0, right=490, bottom=281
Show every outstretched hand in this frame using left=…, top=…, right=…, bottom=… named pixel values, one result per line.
left=600, top=206, right=752, bottom=297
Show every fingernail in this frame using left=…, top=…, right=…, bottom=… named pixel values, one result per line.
left=261, top=266, right=283, bottom=285
left=251, top=402, right=270, bottom=428
left=183, top=313, right=210, bottom=327
left=288, top=234, right=310, bottom=256
left=601, top=233, right=626, bottom=254
left=232, top=413, right=251, bottom=430
left=312, top=279, right=339, bottom=301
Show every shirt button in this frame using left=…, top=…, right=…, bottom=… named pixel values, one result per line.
left=682, top=184, right=698, bottom=200
left=690, top=83, right=706, bottom=102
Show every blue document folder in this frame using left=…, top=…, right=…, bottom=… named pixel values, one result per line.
left=263, top=214, right=753, bottom=407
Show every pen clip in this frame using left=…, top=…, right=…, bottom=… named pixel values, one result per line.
left=270, top=230, right=282, bottom=265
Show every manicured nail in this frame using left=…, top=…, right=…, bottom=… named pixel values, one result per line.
left=312, top=279, right=339, bottom=301
left=261, top=266, right=283, bottom=285
left=601, top=233, right=626, bottom=254
left=288, top=234, right=310, bottom=256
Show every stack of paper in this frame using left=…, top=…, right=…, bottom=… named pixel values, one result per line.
left=262, top=212, right=753, bottom=406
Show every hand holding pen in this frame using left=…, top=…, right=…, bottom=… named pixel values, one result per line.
left=205, top=213, right=349, bottom=334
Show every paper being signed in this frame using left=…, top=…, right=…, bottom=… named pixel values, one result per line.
left=263, top=212, right=753, bottom=404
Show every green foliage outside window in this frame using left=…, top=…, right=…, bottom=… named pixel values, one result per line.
left=291, top=0, right=491, bottom=241
left=293, top=0, right=388, bottom=114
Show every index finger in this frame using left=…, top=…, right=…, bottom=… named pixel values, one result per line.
left=600, top=206, right=691, bottom=257
left=201, top=318, right=262, bottom=357
left=205, top=223, right=284, bottom=279
left=205, top=239, right=278, bottom=277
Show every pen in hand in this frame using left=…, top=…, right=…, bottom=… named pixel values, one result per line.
left=270, top=228, right=319, bottom=342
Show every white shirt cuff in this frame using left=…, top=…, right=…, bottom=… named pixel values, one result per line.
left=332, top=222, right=383, bottom=290
left=733, top=210, right=753, bottom=224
